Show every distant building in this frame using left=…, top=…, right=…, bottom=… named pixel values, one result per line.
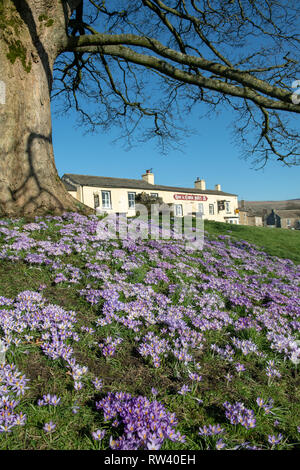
left=238, top=201, right=263, bottom=227
left=238, top=209, right=263, bottom=227
left=266, top=209, right=300, bottom=229
left=62, top=171, right=239, bottom=223
left=238, top=208, right=248, bottom=226
left=248, top=214, right=263, bottom=227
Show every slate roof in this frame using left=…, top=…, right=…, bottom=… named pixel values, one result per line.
left=62, top=180, right=77, bottom=192
left=271, top=209, right=300, bottom=219
left=62, top=173, right=237, bottom=197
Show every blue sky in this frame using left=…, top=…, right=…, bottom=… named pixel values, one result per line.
left=53, top=104, right=300, bottom=202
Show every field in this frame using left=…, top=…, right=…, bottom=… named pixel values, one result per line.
left=0, top=213, right=299, bottom=450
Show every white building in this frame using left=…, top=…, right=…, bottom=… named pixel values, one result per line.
left=62, top=170, right=239, bottom=223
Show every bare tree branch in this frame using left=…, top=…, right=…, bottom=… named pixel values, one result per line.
left=51, top=0, right=300, bottom=166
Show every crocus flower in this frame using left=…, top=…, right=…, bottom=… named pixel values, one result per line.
left=92, top=429, right=106, bottom=441
left=43, top=422, right=56, bottom=433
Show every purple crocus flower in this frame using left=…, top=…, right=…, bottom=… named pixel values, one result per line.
left=92, top=429, right=106, bottom=441
left=43, top=421, right=56, bottom=433
left=268, top=434, right=283, bottom=446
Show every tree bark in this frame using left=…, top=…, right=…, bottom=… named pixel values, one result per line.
left=0, top=0, right=92, bottom=217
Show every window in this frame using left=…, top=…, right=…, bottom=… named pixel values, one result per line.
left=128, top=192, right=136, bottom=209
left=225, top=202, right=230, bottom=213
left=209, top=204, right=214, bottom=215
left=198, top=203, right=204, bottom=214
left=287, top=219, right=291, bottom=226
left=175, top=204, right=183, bottom=217
left=217, top=201, right=225, bottom=212
left=150, top=193, right=159, bottom=198
left=101, top=191, right=111, bottom=209
left=94, top=194, right=99, bottom=209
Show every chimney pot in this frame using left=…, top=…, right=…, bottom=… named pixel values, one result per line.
left=142, top=170, right=154, bottom=185
left=194, top=178, right=206, bottom=190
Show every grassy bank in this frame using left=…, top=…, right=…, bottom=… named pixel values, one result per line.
left=204, top=220, right=300, bottom=265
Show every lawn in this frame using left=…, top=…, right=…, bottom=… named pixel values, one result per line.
left=204, top=220, right=300, bottom=265
left=0, top=213, right=299, bottom=450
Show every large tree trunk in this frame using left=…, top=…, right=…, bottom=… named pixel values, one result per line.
left=0, top=0, right=92, bottom=217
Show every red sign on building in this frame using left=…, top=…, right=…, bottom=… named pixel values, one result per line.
left=174, top=194, right=208, bottom=201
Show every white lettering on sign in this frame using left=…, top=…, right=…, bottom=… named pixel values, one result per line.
left=0, top=81, right=6, bottom=105
left=174, top=193, right=208, bottom=202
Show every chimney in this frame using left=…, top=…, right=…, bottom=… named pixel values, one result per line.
left=194, top=177, right=206, bottom=190
left=142, top=169, right=154, bottom=185
left=215, top=184, right=221, bottom=191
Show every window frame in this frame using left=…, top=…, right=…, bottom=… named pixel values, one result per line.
left=94, top=193, right=100, bottom=209
left=175, top=204, right=183, bottom=217
left=101, top=190, right=112, bottom=210
left=209, top=204, right=214, bottom=215
left=128, top=191, right=136, bottom=209
left=198, top=203, right=204, bottom=214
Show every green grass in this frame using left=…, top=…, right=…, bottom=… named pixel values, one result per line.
left=155, top=213, right=300, bottom=264
left=204, top=220, right=300, bottom=265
